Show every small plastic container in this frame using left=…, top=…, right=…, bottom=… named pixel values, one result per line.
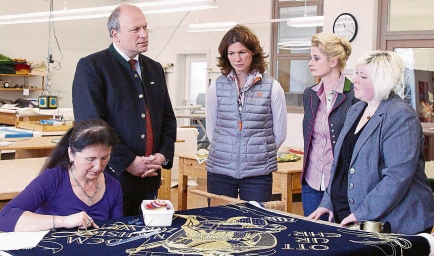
left=141, top=200, right=174, bottom=227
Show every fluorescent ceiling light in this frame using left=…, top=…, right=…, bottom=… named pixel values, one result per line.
left=137, top=0, right=217, bottom=14
left=188, top=28, right=232, bottom=33
left=286, top=16, right=324, bottom=27
left=189, top=22, right=237, bottom=29
left=278, top=39, right=311, bottom=49
left=0, top=0, right=217, bottom=25
left=279, top=46, right=311, bottom=51
left=187, top=16, right=323, bottom=33
left=279, top=40, right=311, bottom=47
left=188, top=21, right=236, bottom=32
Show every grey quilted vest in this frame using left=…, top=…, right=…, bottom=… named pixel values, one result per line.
left=206, top=73, right=277, bottom=179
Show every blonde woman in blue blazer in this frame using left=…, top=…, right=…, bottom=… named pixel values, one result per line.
left=309, top=50, right=434, bottom=235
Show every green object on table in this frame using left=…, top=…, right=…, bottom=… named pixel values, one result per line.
left=276, top=153, right=301, bottom=162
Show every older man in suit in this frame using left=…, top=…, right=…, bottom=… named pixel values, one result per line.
left=72, top=4, right=176, bottom=216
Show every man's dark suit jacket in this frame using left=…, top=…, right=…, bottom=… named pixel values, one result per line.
left=72, top=44, right=177, bottom=196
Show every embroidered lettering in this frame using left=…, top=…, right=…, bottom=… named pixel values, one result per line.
left=85, top=238, right=105, bottom=245
left=295, top=244, right=309, bottom=250
left=312, top=238, right=330, bottom=243
left=310, top=245, right=329, bottom=250
left=309, top=232, right=325, bottom=237
left=282, top=244, right=295, bottom=250
left=264, top=216, right=297, bottom=223
left=324, top=233, right=341, bottom=237
left=294, top=231, right=308, bottom=236
left=67, top=236, right=88, bottom=244
left=295, top=237, right=310, bottom=243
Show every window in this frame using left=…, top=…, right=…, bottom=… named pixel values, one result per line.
left=378, top=0, right=434, bottom=160
left=389, top=0, right=434, bottom=32
left=271, top=0, right=324, bottom=111
left=378, top=0, right=434, bottom=123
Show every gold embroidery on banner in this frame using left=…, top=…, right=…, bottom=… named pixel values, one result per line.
left=339, top=228, right=413, bottom=256
left=36, top=238, right=63, bottom=254
left=282, top=243, right=330, bottom=250
left=127, top=214, right=287, bottom=255
left=31, top=204, right=415, bottom=255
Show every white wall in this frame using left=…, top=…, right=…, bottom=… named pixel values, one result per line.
left=324, top=0, right=378, bottom=69
left=0, top=0, right=380, bottom=150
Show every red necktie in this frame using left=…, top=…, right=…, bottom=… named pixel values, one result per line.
left=128, top=59, right=137, bottom=71
left=129, top=59, right=154, bottom=156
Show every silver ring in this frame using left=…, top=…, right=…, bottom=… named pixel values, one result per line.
left=88, top=217, right=93, bottom=222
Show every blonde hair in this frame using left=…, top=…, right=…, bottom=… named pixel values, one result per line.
left=356, top=50, right=404, bottom=100
left=311, top=32, right=352, bottom=71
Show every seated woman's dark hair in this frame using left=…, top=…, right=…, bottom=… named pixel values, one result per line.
left=41, top=119, right=119, bottom=172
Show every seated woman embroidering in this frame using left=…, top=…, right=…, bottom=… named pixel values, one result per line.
left=0, top=119, right=123, bottom=232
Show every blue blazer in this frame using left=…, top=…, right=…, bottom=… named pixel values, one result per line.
left=72, top=44, right=177, bottom=194
left=320, top=92, right=434, bottom=234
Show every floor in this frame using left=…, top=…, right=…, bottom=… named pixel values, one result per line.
left=169, top=178, right=304, bottom=216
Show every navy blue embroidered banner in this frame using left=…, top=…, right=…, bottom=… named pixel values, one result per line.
left=7, top=202, right=431, bottom=255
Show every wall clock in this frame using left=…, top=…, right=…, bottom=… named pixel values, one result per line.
left=333, top=13, right=358, bottom=42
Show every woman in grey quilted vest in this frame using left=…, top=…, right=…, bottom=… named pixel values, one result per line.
left=205, top=25, right=287, bottom=202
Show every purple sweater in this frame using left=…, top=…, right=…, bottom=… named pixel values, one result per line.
left=0, top=167, right=123, bottom=232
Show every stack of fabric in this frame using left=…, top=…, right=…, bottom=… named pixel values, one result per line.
left=13, top=58, right=31, bottom=75
left=0, top=53, right=15, bottom=74
left=29, top=61, right=48, bottom=76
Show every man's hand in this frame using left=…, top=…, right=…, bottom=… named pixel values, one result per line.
left=126, top=156, right=161, bottom=178
left=151, top=153, right=166, bottom=165
left=140, top=153, right=165, bottom=178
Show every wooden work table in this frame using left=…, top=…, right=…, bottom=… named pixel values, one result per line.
left=176, top=152, right=302, bottom=213
left=0, top=135, right=60, bottom=159
left=0, top=111, right=52, bottom=126
left=0, top=157, right=46, bottom=201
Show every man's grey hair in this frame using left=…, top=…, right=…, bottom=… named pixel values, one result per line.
left=107, top=5, right=122, bottom=37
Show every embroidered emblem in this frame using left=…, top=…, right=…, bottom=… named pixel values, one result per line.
left=257, top=92, right=263, bottom=97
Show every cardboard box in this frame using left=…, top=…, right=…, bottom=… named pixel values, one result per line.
left=141, top=200, right=174, bottom=227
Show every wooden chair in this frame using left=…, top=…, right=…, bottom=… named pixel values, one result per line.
left=158, top=168, right=171, bottom=200
left=157, top=139, right=187, bottom=201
